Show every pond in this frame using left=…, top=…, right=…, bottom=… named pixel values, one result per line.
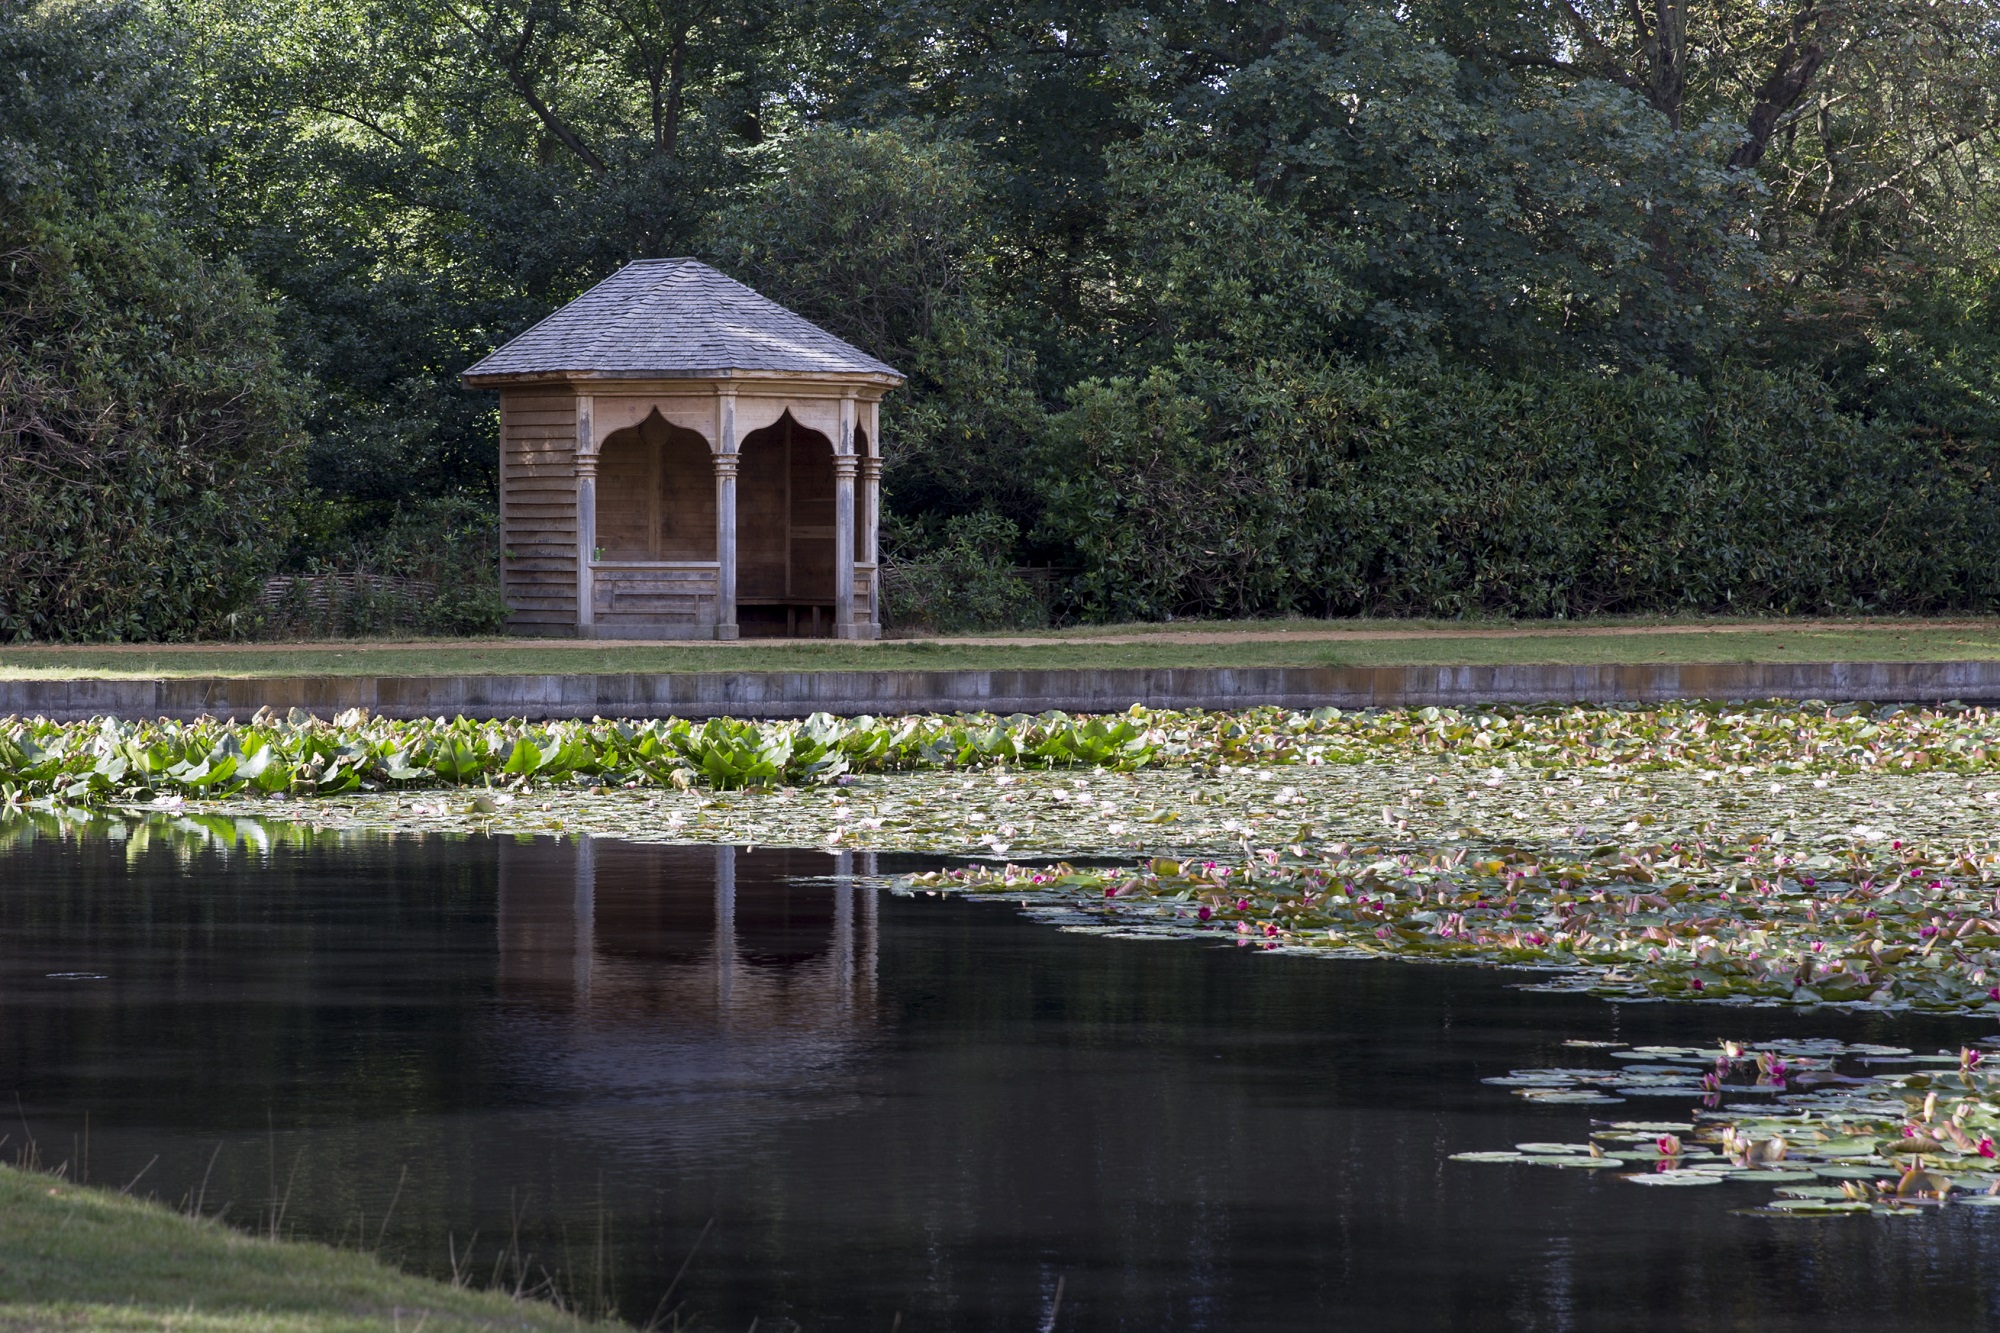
left=4, top=818, right=2000, bottom=1330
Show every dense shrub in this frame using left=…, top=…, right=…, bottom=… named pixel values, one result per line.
left=1039, top=360, right=2000, bottom=621
left=268, top=494, right=506, bottom=637
left=0, top=201, right=303, bottom=641
left=880, top=513, right=1049, bottom=633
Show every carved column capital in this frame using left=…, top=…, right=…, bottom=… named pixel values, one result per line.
left=712, top=452, right=740, bottom=478
left=573, top=452, right=600, bottom=479
left=832, top=454, right=860, bottom=480
left=859, top=457, right=882, bottom=481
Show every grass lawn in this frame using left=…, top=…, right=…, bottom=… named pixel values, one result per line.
left=0, top=1166, right=602, bottom=1332
left=4, top=617, right=2000, bottom=679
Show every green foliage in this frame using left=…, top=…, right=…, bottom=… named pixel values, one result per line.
left=0, top=0, right=303, bottom=643
left=0, top=707, right=1162, bottom=802
left=13, top=695, right=2000, bottom=809
left=271, top=495, right=506, bottom=637
left=1041, top=359, right=2000, bottom=620
left=707, top=126, right=1048, bottom=532
left=0, top=271, right=274, bottom=638
left=880, top=512, right=1048, bottom=632
left=0, top=204, right=303, bottom=642
left=8, top=0, right=2000, bottom=637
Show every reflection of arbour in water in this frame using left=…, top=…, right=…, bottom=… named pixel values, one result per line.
left=0, top=816, right=889, bottom=1318
left=1454, top=1038, right=2000, bottom=1220
left=497, top=837, right=880, bottom=1039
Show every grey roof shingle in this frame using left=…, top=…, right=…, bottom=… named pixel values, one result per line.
left=461, top=259, right=903, bottom=382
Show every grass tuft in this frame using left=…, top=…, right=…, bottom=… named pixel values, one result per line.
left=0, top=1165, right=609, bottom=1332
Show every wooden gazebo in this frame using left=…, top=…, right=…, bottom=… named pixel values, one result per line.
left=462, top=260, right=902, bottom=639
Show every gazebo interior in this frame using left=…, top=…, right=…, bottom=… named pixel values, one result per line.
left=591, top=408, right=870, bottom=638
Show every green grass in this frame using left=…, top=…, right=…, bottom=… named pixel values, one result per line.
left=5, top=618, right=2000, bottom=678
left=0, top=1166, right=604, bottom=1332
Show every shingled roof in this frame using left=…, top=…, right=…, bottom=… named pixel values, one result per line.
left=461, top=259, right=902, bottom=384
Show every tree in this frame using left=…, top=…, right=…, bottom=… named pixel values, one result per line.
left=0, top=0, right=302, bottom=641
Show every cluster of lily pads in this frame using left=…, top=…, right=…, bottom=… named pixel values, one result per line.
left=8, top=698, right=2000, bottom=807
left=1454, top=1037, right=2000, bottom=1217
left=904, top=827, right=2000, bottom=1013
left=0, top=707, right=1158, bottom=803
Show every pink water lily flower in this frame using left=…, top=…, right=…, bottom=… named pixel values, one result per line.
left=1197, top=906, right=1213, bottom=922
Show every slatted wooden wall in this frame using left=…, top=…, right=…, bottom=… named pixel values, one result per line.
left=498, top=391, right=579, bottom=633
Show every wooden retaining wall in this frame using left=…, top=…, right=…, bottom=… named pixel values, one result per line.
left=9, top=660, right=2000, bottom=722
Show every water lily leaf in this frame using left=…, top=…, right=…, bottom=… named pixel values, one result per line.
left=1605, top=1122, right=1697, bottom=1133
left=1812, top=1166, right=1901, bottom=1180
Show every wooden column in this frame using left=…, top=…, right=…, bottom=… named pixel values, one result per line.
left=574, top=394, right=597, bottom=635
left=860, top=454, right=882, bottom=638
left=832, top=452, right=858, bottom=639
left=714, top=392, right=739, bottom=641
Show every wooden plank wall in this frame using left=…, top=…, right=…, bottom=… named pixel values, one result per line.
left=737, top=425, right=790, bottom=600
left=593, top=566, right=719, bottom=626
left=595, top=430, right=654, bottom=560
left=788, top=428, right=835, bottom=602
left=852, top=566, right=874, bottom=622
left=499, top=391, right=579, bottom=632
left=658, top=423, right=717, bottom=559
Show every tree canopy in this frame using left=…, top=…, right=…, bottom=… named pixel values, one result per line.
left=3, top=0, right=1998, bottom=636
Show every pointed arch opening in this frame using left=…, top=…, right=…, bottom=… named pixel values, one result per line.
left=595, top=409, right=716, bottom=561
left=735, top=411, right=837, bottom=637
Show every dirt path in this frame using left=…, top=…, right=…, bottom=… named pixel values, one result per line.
left=5, top=618, right=1999, bottom=654
left=893, top=619, right=2000, bottom=648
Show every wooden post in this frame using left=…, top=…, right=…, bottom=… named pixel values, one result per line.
left=574, top=394, right=597, bottom=635
left=832, top=453, right=857, bottom=639
left=833, top=395, right=857, bottom=639
left=714, top=391, right=739, bottom=640
left=860, top=454, right=882, bottom=639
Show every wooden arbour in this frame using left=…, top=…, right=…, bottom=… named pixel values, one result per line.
left=463, top=260, right=901, bottom=639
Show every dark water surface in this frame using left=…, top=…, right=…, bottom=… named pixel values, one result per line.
left=3, top=820, right=2000, bottom=1330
